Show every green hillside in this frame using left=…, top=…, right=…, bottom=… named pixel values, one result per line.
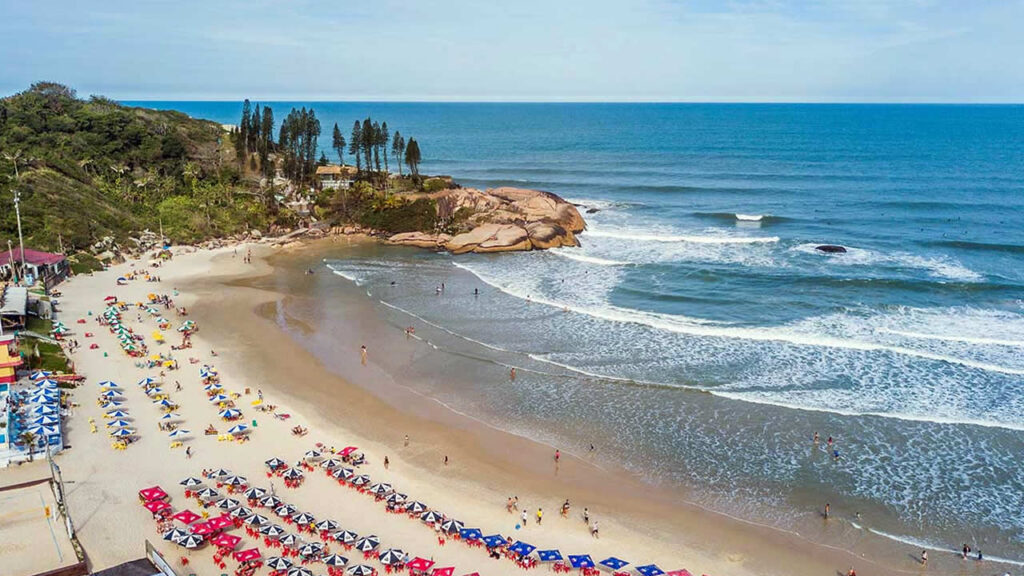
left=0, top=82, right=282, bottom=251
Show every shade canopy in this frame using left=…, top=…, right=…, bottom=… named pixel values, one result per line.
left=173, top=510, right=202, bottom=524
left=482, top=534, right=507, bottom=548
left=458, top=528, right=483, bottom=541
left=635, top=565, right=664, bottom=576
left=431, top=568, right=455, bottom=576
left=179, top=477, right=204, bottom=487
left=509, top=541, right=536, bottom=556
left=143, top=500, right=171, bottom=513
left=569, top=555, right=596, bottom=569
left=600, top=558, right=630, bottom=570
left=139, top=486, right=168, bottom=501
left=233, top=548, right=262, bottom=563
left=323, top=553, right=349, bottom=567
left=212, top=533, right=242, bottom=549
left=538, top=550, right=563, bottom=562
left=406, top=557, right=434, bottom=571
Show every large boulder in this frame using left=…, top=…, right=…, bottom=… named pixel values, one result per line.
left=387, top=232, right=451, bottom=249
left=446, top=223, right=531, bottom=254
left=487, top=187, right=586, bottom=233
left=526, top=222, right=578, bottom=249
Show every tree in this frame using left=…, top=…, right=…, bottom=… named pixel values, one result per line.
left=332, top=122, right=346, bottom=166
left=380, top=121, right=390, bottom=177
left=250, top=103, right=262, bottom=155
left=404, top=138, right=421, bottom=177
left=391, top=131, right=405, bottom=177
left=349, top=121, right=362, bottom=176
left=259, top=106, right=275, bottom=178
left=238, top=99, right=251, bottom=165
left=19, top=431, right=37, bottom=461
left=276, top=107, right=321, bottom=184
left=361, top=118, right=373, bottom=177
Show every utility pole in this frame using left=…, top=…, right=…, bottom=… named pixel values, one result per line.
left=46, top=445, right=77, bottom=539
left=6, top=239, right=15, bottom=283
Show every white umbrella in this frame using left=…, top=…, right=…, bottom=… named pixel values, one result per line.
left=180, top=477, right=204, bottom=487
left=266, top=557, right=293, bottom=571
left=245, top=514, right=270, bottom=527
left=303, top=450, right=322, bottom=460
left=323, top=553, right=349, bottom=567
left=168, top=429, right=191, bottom=439
left=347, top=565, right=375, bottom=576
left=227, top=424, right=249, bottom=435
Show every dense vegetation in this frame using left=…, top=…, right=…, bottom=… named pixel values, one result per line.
left=0, top=82, right=282, bottom=250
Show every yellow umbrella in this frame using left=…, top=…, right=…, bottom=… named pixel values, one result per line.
left=152, top=330, right=165, bottom=342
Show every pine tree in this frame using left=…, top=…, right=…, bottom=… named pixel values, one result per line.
left=238, top=99, right=251, bottom=165
left=361, top=118, right=373, bottom=177
left=404, top=138, right=421, bottom=177
left=371, top=120, right=382, bottom=177
left=380, top=121, right=390, bottom=176
left=349, top=121, right=362, bottom=175
left=332, top=122, right=346, bottom=166
left=260, top=106, right=274, bottom=178
left=391, top=131, right=404, bottom=177
left=250, top=103, right=262, bottom=154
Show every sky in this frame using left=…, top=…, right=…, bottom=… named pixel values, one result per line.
left=1, top=0, right=1022, bottom=102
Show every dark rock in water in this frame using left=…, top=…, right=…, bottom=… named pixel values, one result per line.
left=586, top=208, right=600, bottom=214
left=815, top=244, right=847, bottom=253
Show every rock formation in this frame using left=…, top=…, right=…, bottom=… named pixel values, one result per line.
left=387, top=187, right=586, bottom=254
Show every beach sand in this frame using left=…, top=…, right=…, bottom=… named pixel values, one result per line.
left=1, top=240, right=925, bottom=576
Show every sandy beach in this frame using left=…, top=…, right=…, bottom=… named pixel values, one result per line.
left=2, top=240, right=936, bottom=576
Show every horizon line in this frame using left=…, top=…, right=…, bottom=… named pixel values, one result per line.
left=118, top=98, right=1024, bottom=106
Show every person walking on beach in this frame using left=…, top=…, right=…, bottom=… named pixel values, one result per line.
left=536, top=508, right=543, bottom=525
left=590, top=520, right=599, bottom=538
left=404, top=434, right=409, bottom=447
left=521, top=509, right=528, bottom=527
left=813, top=432, right=819, bottom=444
left=824, top=502, right=830, bottom=519
left=444, top=455, right=449, bottom=466
left=554, top=449, right=561, bottom=463
left=360, top=345, right=367, bottom=365
left=583, top=507, right=590, bottom=525
left=384, top=456, right=389, bottom=470
left=186, top=446, right=192, bottom=459
left=510, top=367, right=516, bottom=381
left=920, top=550, right=927, bottom=566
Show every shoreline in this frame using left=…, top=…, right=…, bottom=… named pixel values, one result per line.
left=0, top=240, right=979, bottom=576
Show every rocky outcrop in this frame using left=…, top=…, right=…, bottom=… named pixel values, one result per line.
left=391, top=186, right=585, bottom=254
left=815, top=245, right=848, bottom=254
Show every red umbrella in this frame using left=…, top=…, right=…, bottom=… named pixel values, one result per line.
left=207, top=515, right=234, bottom=530
left=462, top=573, right=480, bottom=576
left=212, top=533, right=242, bottom=549
left=233, top=548, right=262, bottom=563
left=191, top=521, right=216, bottom=536
left=139, top=486, right=169, bottom=501
left=407, top=558, right=435, bottom=572
left=173, top=510, right=201, bottom=524
left=339, top=446, right=358, bottom=457
left=431, top=567, right=454, bottom=576
left=104, top=296, right=118, bottom=302
left=664, top=571, right=693, bottom=576
left=144, top=500, right=171, bottom=513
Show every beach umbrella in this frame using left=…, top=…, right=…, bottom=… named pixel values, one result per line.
left=265, top=457, right=287, bottom=470
left=163, top=527, right=188, bottom=542
left=274, top=504, right=298, bottom=517
left=259, top=495, right=283, bottom=508
left=430, top=568, right=454, bottom=576
left=32, top=415, right=61, bottom=426
left=233, top=548, right=262, bottom=564
left=97, top=381, right=119, bottom=390
left=36, top=378, right=60, bottom=387
left=25, top=425, right=47, bottom=437
left=218, top=408, right=242, bottom=420
left=203, top=383, right=223, bottom=391
left=245, top=514, right=270, bottom=527
left=385, top=492, right=407, bottom=506
left=298, top=542, right=324, bottom=558
left=259, top=524, right=286, bottom=537
left=332, top=468, right=354, bottom=481
left=509, top=541, right=536, bottom=557
left=29, top=405, right=56, bottom=415
left=243, top=487, right=266, bottom=500
left=160, top=412, right=182, bottom=422
left=537, top=550, right=563, bottom=562
left=404, top=501, right=427, bottom=514
left=31, top=370, right=53, bottom=379
left=332, top=530, right=359, bottom=544
left=154, top=399, right=177, bottom=409
left=190, top=521, right=216, bottom=536
left=282, top=467, right=304, bottom=480
left=347, top=565, right=375, bottom=576
left=223, top=475, right=248, bottom=487
left=287, top=567, right=314, bottom=576
left=106, top=410, right=130, bottom=418
left=406, top=558, right=434, bottom=572
left=482, top=535, right=507, bottom=548
left=227, top=424, right=249, bottom=435
left=303, top=449, right=322, bottom=460
left=180, top=477, right=204, bottom=488
left=145, top=387, right=165, bottom=397
left=320, top=458, right=342, bottom=469
left=439, top=519, right=464, bottom=533
left=420, top=510, right=443, bottom=524
left=196, top=486, right=220, bottom=499
left=458, top=528, right=482, bottom=541
left=215, top=497, right=241, bottom=510
left=230, top=506, right=254, bottom=519
left=663, top=571, right=693, bottom=576
left=377, top=549, right=405, bottom=566
left=137, top=377, right=157, bottom=386
left=177, top=534, right=206, bottom=549
left=106, top=419, right=132, bottom=428
left=168, top=429, right=191, bottom=439
left=99, top=390, right=123, bottom=398
left=368, top=483, right=392, bottom=496
left=100, top=400, right=124, bottom=409
left=110, top=428, right=135, bottom=437
left=339, top=446, right=359, bottom=457
left=211, top=468, right=232, bottom=478
left=278, top=534, right=300, bottom=547
left=212, top=533, right=242, bottom=550
left=208, top=514, right=234, bottom=531
left=350, top=475, right=369, bottom=487
left=353, top=535, right=379, bottom=552
left=569, top=555, right=596, bottom=569
left=312, top=519, right=338, bottom=532
left=42, top=425, right=61, bottom=437
left=266, top=557, right=293, bottom=571
left=323, top=553, right=349, bottom=567
left=173, top=510, right=202, bottom=524
left=291, top=512, right=316, bottom=525
left=209, top=394, right=231, bottom=403
left=635, top=565, right=664, bottom=576
left=144, top=500, right=172, bottom=514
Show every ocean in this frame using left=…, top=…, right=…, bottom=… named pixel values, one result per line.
left=131, top=102, right=1024, bottom=562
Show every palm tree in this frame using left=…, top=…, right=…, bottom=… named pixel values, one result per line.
left=19, top=431, right=38, bottom=461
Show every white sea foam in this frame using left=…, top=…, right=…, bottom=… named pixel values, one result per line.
left=877, top=328, right=1024, bottom=348
left=792, top=243, right=983, bottom=282
left=735, top=213, right=764, bottom=221
left=326, top=266, right=360, bottom=283
left=549, top=249, right=629, bottom=266
left=586, top=228, right=779, bottom=244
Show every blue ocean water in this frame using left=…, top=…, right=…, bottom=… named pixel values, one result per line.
left=133, top=102, right=1024, bottom=561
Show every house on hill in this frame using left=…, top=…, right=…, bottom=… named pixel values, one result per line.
left=0, top=248, right=70, bottom=288
left=315, top=164, right=356, bottom=190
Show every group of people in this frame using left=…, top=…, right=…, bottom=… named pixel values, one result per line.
left=505, top=495, right=600, bottom=538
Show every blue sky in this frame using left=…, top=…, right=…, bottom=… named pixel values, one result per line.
left=1, top=0, right=1022, bottom=102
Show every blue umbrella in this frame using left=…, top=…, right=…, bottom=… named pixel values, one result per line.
left=482, top=534, right=507, bottom=548
left=600, top=558, right=630, bottom=571
left=538, top=550, right=563, bottom=562
left=569, top=555, right=596, bottom=569
left=36, top=379, right=59, bottom=387
left=458, top=528, right=483, bottom=541
left=509, top=541, right=536, bottom=557
left=635, top=565, right=664, bottom=576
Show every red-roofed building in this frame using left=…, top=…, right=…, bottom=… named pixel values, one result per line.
left=0, top=248, right=70, bottom=287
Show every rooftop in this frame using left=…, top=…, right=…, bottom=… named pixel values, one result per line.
left=0, top=286, right=28, bottom=317
left=0, top=248, right=66, bottom=266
